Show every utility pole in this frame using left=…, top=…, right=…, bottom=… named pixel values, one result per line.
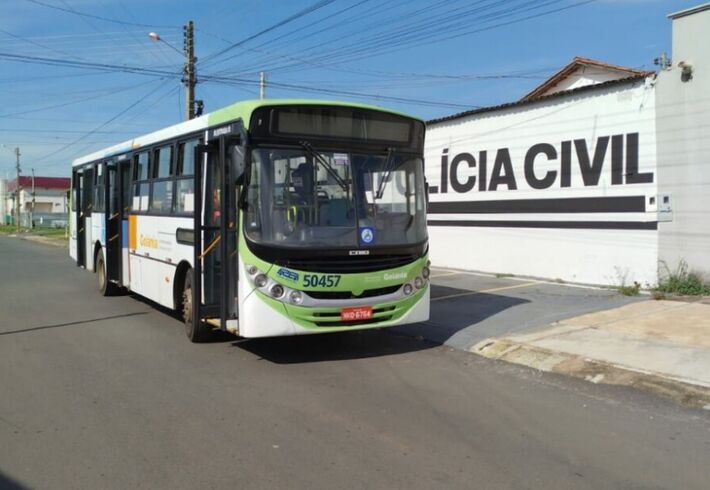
left=183, top=20, right=196, bottom=120
left=259, top=71, right=267, bottom=99
left=14, top=147, right=20, bottom=233
left=31, top=168, right=36, bottom=230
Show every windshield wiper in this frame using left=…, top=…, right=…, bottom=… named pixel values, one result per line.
left=298, top=140, right=349, bottom=192
left=375, top=147, right=396, bottom=199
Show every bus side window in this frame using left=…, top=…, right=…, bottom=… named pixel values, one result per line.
left=153, top=145, right=172, bottom=179
left=174, top=139, right=198, bottom=214
left=94, top=163, right=105, bottom=213
left=131, top=151, right=151, bottom=212
left=134, top=151, right=150, bottom=181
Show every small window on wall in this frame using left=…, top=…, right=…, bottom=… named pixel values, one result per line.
left=134, top=151, right=150, bottom=181
left=150, top=180, right=173, bottom=213
left=132, top=182, right=150, bottom=212
left=174, top=178, right=195, bottom=214
left=177, top=139, right=199, bottom=176
left=154, top=145, right=173, bottom=179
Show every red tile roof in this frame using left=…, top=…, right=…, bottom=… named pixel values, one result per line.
left=5, top=176, right=70, bottom=193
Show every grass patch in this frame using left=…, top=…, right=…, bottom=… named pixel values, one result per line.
left=615, top=267, right=641, bottom=296
left=655, top=260, right=710, bottom=296
left=0, top=224, right=18, bottom=234
left=618, top=282, right=641, bottom=296
left=495, top=273, right=513, bottom=279
left=33, top=227, right=68, bottom=238
left=0, top=224, right=68, bottom=241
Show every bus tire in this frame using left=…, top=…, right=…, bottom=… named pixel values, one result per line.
left=96, top=248, right=117, bottom=296
left=182, top=268, right=210, bottom=343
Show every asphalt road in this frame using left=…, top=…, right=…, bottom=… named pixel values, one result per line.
left=1, top=236, right=709, bottom=490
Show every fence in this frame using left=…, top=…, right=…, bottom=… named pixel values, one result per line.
left=12, top=212, right=69, bottom=229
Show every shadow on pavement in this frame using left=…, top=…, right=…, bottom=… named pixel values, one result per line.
left=0, top=470, right=31, bottom=490
left=124, top=282, right=526, bottom=361
left=394, top=286, right=530, bottom=345
left=233, top=328, right=437, bottom=364
left=235, top=286, right=527, bottom=363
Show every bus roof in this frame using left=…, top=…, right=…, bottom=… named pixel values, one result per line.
left=71, top=98, right=421, bottom=167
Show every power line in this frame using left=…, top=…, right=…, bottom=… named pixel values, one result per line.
left=0, top=27, right=89, bottom=62
left=0, top=128, right=139, bottom=135
left=0, top=51, right=179, bottom=78
left=315, top=1, right=594, bottom=67
left=200, top=0, right=337, bottom=66
left=219, top=0, right=593, bottom=78
left=0, top=78, right=162, bottom=118
left=23, top=0, right=179, bottom=29
left=34, top=80, right=171, bottom=165
left=204, top=0, right=412, bottom=73
left=0, top=51, right=479, bottom=110
left=252, top=1, right=530, bottom=71
left=206, top=77, right=476, bottom=109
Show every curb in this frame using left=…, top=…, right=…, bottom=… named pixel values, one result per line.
left=471, top=338, right=710, bottom=409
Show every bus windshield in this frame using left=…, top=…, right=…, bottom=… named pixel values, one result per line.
left=245, top=147, right=427, bottom=248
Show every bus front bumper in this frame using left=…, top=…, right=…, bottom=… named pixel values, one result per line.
left=239, top=284, right=430, bottom=338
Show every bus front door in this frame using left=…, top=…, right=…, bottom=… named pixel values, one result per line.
left=193, top=133, right=242, bottom=331
left=105, top=161, right=121, bottom=284
left=75, top=170, right=86, bottom=268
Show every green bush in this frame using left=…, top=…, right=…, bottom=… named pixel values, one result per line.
left=655, top=260, right=710, bottom=296
left=618, top=282, right=641, bottom=296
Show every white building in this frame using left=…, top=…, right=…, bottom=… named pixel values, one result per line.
left=656, top=4, right=710, bottom=284
left=424, top=3, right=710, bottom=286
left=4, top=176, right=70, bottom=224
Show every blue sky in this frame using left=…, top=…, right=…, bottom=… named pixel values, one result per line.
left=0, top=0, right=699, bottom=176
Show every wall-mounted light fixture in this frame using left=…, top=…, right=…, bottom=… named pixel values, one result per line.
left=678, top=61, right=693, bottom=82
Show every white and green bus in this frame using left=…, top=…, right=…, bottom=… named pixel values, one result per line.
left=69, top=99, right=430, bottom=341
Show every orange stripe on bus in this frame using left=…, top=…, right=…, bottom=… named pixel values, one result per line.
left=129, top=215, right=137, bottom=250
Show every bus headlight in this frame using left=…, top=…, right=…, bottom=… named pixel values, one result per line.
left=403, top=284, right=413, bottom=295
left=247, top=265, right=259, bottom=276
left=421, top=266, right=430, bottom=279
left=270, top=284, right=284, bottom=298
left=414, top=276, right=424, bottom=289
left=254, top=274, right=268, bottom=288
left=289, top=290, right=303, bottom=304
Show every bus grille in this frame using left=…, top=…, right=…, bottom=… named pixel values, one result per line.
left=276, top=254, right=416, bottom=273
left=305, top=284, right=401, bottom=300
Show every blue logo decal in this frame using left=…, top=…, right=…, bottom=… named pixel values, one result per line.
left=360, top=227, right=375, bottom=245
left=277, top=268, right=299, bottom=282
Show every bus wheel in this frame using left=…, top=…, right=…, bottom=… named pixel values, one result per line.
left=96, top=249, right=116, bottom=296
left=182, top=268, right=210, bottom=343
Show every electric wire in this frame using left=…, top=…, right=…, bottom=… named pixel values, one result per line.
left=23, top=0, right=179, bottom=28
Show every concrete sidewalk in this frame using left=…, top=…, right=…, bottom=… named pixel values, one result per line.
left=473, top=299, right=710, bottom=408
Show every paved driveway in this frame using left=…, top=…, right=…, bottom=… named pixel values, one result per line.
left=396, top=268, right=644, bottom=350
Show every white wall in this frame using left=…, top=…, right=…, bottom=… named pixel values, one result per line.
left=548, top=66, right=635, bottom=94
left=0, top=179, right=6, bottom=220
left=425, top=78, right=659, bottom=286
left=18, top=188, right=69, bottom=213
left=656, top=6, right=710, bottom=280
